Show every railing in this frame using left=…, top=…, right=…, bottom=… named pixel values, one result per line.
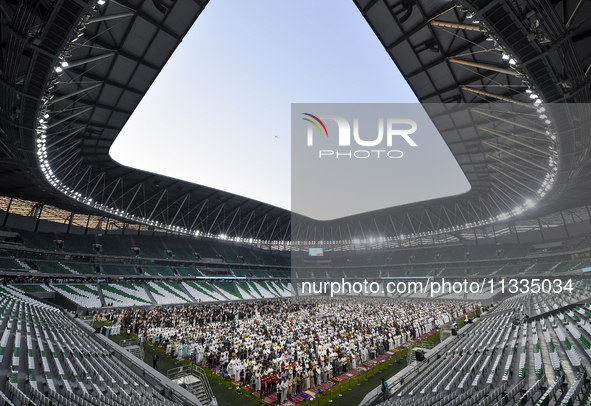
left=119, top=338, right=144, bottom=361
left=167, top=364, right=215, bottom=406
left=194, top=364, right=215, bottom=405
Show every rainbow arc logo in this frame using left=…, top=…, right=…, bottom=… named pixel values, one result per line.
left=303, top=113, right=328, bottom=145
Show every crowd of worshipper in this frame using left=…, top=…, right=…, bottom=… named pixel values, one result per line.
left=97, top=297, right=475, bottom=403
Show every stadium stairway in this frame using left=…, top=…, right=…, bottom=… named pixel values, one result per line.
left=182, top=282, right=223, bottom=302
left=252, top=282, right=276, bottom=299
left=100, top=284, right=153, bottom=307
left=96, top=284, right=106, bottom=307
left=141, top=282, right=158, bottom=305
left=49, top=284, right=103, bottom=308
left=257, top=281, right=280, bottom=298
left=234, top=282, right=256, bottom=300
left=147, top=282, right=192, bottom=305
left=210, top=285, right=230, bottom=301
left=178, top=283, right=196, bottom=302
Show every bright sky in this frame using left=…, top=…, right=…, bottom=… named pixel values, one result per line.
left=110, top=0, right=468, bottom=213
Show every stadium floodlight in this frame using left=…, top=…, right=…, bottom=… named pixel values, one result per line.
left=508, top=58, right=516, bottom=65
left=61, top=61, right=69, bottom=67
left=55, top=66, right=63, bottom=73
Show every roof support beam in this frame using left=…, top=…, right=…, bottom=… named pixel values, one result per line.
left=490, top=166, right=538, bottom=194
left=476, top=125, right=549, bottom=155
left=420, top=72, right=499, bottom=100
left=47, top=83, right=102, bottom=106
left=430, top=20, right=486, bottom=32
left=46, top=107, right=92, bottom=129
left=566, top=0, right=585, bottom=29
left=87, top=12, right=134, bottom=24
left=148, top=189, right=167, bottom=221
left=169, top=194, right=189, bottom=228
left=124, top=183, right=143, bottom=216
left=469, top=108, right=549, bottom=135
left=448, top=58, right=519, bottom=76
left=485, top=153, right=541, bottom=182
left=406, top=35, right=488, bottom=78
left=189, top=200, right=208, bottom=232
left=460, top=86, right=534, bottom=108
left=59, top=52, right=115, bottom=71
left=207, top=203, right=225, bottom=235
left=481, top=140, right=547, bottom=170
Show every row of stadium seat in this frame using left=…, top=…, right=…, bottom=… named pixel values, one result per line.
left=383, top=288, right=591, bottom=406
left=7, top=228, right=290, bottom=265
left=9, top=227, right=591, bottom=266
left=0, top=286, right=182, bottom=406
left=9, top=281, right=296, bottom=308
left=0, top=259, right=287, bottom=278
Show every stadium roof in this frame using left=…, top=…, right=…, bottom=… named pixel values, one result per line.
left=1, top=0, right=591, bottom=245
